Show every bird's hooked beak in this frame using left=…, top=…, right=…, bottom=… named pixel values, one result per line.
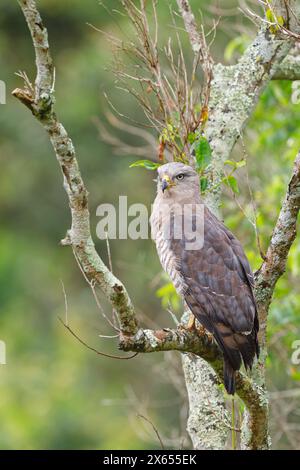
left=161, top=174, right=173, bottom=193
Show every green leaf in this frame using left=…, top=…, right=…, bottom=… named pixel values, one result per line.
left=236, top=160, right=246, bottom=168
left=266, top=9, right=284, bottom=33
left=225, top=159, right=246, bottom=169
left=200, top=176, right=208, bottom=192
left=194, top=136, right=212, bottom=172
left=156, top=282, right=180, bottom=311
left=156, top=282, right=175, bottom=298
left=224, top=159, right=236, bottom=168
left=187, top=132, right=196, bottom=144
left=290, top=367, right=300, bottom=382
left=224, top=175, right=239, bottom=194
left=266, top=8, right=275, bottom=24
left=129, top=160, right=161, bottom=170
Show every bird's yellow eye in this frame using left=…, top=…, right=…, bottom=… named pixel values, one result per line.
left=176, top=173, right=184, bottom=180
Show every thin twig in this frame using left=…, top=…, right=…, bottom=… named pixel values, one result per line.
left=137, top=414, right=165, bottom=449
left=60, top=279, right=69, bottom=326
left=58, top=317, right=138, bottom=360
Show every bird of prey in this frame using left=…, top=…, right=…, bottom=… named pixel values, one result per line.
left=150, top=162, right=259, bottom=394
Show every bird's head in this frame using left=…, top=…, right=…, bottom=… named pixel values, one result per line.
left=156, top=162, right=199, bottom=199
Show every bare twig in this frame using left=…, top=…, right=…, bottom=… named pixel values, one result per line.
left=58, top=317, right=138, bottom=360
left=137, top=414, right=165, bottom=449
left=60, top=279, right=69, bottom=326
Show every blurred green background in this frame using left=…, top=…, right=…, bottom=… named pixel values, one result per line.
left=0, top=0, right=299, bottom=449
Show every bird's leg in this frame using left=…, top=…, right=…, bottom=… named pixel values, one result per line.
left=186, top=313, right=196, bottom=331
left=185, top=315, right=213, bottom=342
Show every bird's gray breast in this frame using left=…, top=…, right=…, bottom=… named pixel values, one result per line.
left=150, top=206, right=186, bottom=294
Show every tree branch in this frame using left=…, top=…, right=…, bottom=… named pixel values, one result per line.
left=176, top=0, right=204, bottom=55
left=235, top=373, right=269, bottom=450
left=176, top=0, right=213, bottom=108
left=119, top=326, right=220, bottom=359
left=272, top=53, right=300, bottom=79
left=255, top=151, right=300, bottom=339
left=120, top=323, right=269, bottom=449
left=205, top=0, right=299, bottom=212
left=13, top=0, right=138, bottom=336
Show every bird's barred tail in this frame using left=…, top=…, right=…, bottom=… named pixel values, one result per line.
left=220, top=328, right=259, bottom=395
left=208, top=321, right=259, bottom=395
left=183, top=297, right=259, bottom=395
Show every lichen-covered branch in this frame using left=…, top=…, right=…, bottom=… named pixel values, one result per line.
left=204, top=1, right=299, bottom=212
left=120, top=326, right=220, bottom=360
left=181, top=354, right=229, bottom=450
left=18, top=0, right=53, bottom=96
left=176, top=0, right=213, bottom=108
left=235, top=373, right=269, bottom=450
left=206, top=36, right=293, bottom=210
left=255, top=151, right=300, bottom=340
left=175, top=0, right=212, bottom=75
left=120, top=323, right=269, bottom=449
left=13, top=0, right=138, bottom=336
left=246, top=149, right=300, bottom=448
left=272, top=53, right=300, bottom=80
left=176, top=0, right=202, bottom=54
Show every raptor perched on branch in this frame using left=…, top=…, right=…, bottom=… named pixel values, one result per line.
left=150, top=162, right=259, bottom=394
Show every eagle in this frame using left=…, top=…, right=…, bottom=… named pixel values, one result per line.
left=150, top=162, right=259, bottom=394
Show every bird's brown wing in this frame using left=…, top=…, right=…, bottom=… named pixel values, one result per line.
left=170, top=206, right=259, bottom=394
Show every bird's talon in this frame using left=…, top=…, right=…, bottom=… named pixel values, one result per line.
left=196, top=324, right=214, bottom=342
left=196, top=324, right=207, bottom=336
left=206, top=332, right=214, bottom=342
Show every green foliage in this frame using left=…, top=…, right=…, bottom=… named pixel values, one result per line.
left=187, top=132, right=197, bottom=144
left=194, top=136, right=212, bottom=172
left=187, top=134, right=213, bottom=194
left=200, top=176, right=208, bottom=192
left=130, top=160, right=161, bottom=170
left=219, top=159, right=246, bottom=195
left=159, top=123, right=178, bottom=145
left=224, top=159, right=246, bottom=170
left=156, top=280, right=181, bottom=312
left=223, top=174, right=239, bottom=194
left=266, top=8, right=284, bottom=34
